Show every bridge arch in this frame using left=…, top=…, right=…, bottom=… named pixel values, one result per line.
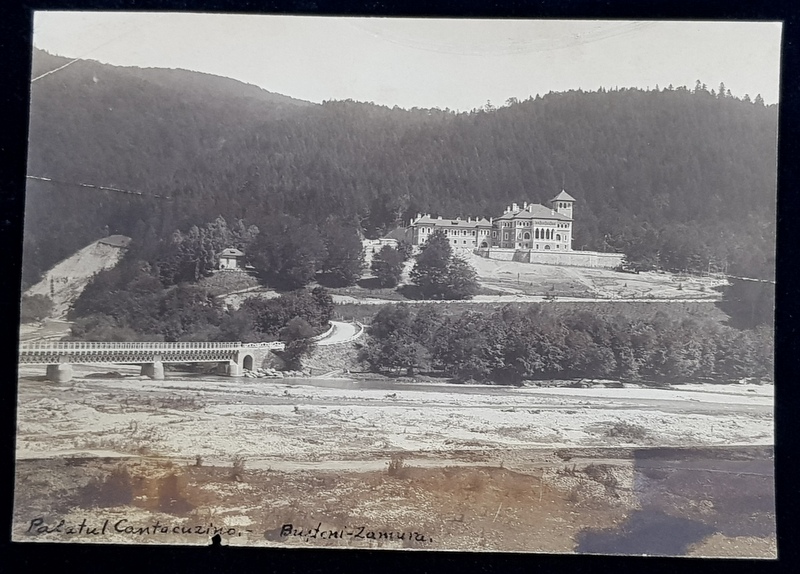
left=242, top=354, right=254, bottom=371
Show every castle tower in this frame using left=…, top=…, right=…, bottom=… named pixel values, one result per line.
left=549, top=189, right=576, bottom=220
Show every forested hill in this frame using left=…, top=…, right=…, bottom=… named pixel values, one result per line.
left=22, top=49, right=778, bottom=287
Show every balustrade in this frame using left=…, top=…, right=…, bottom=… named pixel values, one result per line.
left=19, top=340, right=245, bottom=361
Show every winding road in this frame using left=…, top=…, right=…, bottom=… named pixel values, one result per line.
left=316, top=320, right=363, bottom=345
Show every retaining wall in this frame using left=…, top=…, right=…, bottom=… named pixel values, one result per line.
left=476, top=249, right=624, bottom=269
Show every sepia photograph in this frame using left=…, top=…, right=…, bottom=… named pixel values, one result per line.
left=12, top=13, right=779, bottom=558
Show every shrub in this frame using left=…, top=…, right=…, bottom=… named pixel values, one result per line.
left=19, top=294, right=54, bottom=323
left=387, top=454, right=406, bottom=477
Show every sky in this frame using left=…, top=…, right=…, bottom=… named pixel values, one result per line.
left=31, top=13, right=783, bottom=110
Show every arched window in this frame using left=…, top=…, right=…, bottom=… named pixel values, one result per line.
left=556, top=234, right=561, bottom=241
left=535, top=229, right=540, bottom=239
left=523, top=232, right=531, bottom=240
left=545, top=245, right=551, bottom=250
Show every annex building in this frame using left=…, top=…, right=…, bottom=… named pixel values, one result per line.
left=404, top=214, right=493, bottom=249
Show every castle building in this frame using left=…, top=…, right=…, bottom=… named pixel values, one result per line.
left=402, top=190, right=576, bottom=251
left=492, top=190, right=575, bottom=251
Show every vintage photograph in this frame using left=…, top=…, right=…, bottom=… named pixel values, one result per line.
left=13, top=14, right=779, bottom=557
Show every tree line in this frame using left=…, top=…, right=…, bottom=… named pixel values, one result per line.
left=359, top=303, right=773, bottom=385
left=152, top=215, right=366, bottom=290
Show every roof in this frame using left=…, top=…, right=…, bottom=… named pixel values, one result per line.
left=495, top=203, right=572, bottom=221
left=220, top=248, right=245, bottom=257
left=98, top=235, right=132, bottom=248
left=413, top=215, right=492, bottom=228
left=550, top=189, right=576, bottom=202
left=383, top=226, right=410, bottom=242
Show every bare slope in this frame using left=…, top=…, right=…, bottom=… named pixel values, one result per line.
left=24, top=235, right=131, bottom=319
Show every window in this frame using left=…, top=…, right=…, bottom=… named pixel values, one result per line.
left=504, top=232, right=509, bottom=240
left=535, top=229, right=540, bottom=239
left=556, top=234, right=561, bottom=241
left=523, top=232, right=531, bottom=240
left=492, top=231, right=497, bottom=238
left=545, top=245, right=551, bottom=250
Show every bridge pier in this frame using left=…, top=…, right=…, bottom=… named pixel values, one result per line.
left=216, top=360, right=243, bottom=377
left=141, top=361, right=165, bottom=380
left=46, top=363, right=73, bottom=383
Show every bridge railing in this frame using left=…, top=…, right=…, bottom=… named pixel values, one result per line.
left=19, top=341, right=243, bottom=353
left=241, top=341, right=284, bottom=350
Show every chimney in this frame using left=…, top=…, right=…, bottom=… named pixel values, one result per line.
left=506, top=206, right=511, bottom=213
left=417, top=213, right=422, bottom=219
left=528, top=204, right=533, bottom=212
left=550, top=209, right=555, bottom=216
left=438, top=216, right=442, bottom=220
left=467, top=216, right=471, bottom=222
left=523, top=201, right=528, bottom=209
left=512, top=203, right=519, bottom=211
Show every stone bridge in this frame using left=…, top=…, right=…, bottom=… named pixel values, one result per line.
left=18, top=340, right=285, bottom=383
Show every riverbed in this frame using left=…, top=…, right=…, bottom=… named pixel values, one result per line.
left=12, top=366, right=775, bottom=556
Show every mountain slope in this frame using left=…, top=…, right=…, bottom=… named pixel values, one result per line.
left=21, top=51, right=778, bottom=287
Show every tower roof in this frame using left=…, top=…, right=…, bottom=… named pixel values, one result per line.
left=550, top=190, right=576, bottom=203
left=495, top=204, right=571, bottom=221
